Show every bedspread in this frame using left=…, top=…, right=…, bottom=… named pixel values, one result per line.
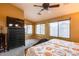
left=26, top=39, right=79, bottom=56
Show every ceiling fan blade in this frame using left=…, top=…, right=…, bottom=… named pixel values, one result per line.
left=49, top=4, right=60, bottom=8
left=34, top=5, right=42, bottom=7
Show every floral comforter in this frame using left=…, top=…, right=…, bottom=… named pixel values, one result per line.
left=26, top=39, right=79, bottom=56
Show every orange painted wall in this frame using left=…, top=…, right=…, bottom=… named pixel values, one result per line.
left=0, top=3, right=24, bottom=33
left=70, top=13, right=79, bottom=42
left=0, top=4, right=34, bottom=40
left=0, top=3, right=24, bottom=19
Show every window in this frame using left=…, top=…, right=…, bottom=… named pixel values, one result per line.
left=25, top=25, right=32, bottom=34
left=59, top=20, right=70, bottom=38
left=36, top=24, right=41, bottom=34
left=36, top=24, right=45, bottom=34
left=49, top=20, right=70, bottom=38
left=49, top=22, right=58, bottom=37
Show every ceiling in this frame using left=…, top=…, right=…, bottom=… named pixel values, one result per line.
left=12, top=3, right=79, bottom=22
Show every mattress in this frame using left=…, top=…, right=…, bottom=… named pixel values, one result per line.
left=26, top=39, right=79, bottom=56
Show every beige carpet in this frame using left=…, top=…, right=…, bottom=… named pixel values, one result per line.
left=0, top=39, right=39, bottom=56
left=0, top=46, right=26, bottom=56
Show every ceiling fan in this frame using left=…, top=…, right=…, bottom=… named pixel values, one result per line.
left=34, top=3, right=60, bottom=15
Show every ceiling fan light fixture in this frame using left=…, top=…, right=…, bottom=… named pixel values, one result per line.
left=34, top=3, right=60, bottom=15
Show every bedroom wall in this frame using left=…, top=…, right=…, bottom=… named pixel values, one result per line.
left=34, top=12, right=79, bottom=43
left=0, top=3, right=34, bottom=40
left=0, top=3, right=24, bottom=33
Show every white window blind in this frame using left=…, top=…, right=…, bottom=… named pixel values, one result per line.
left=59, top=20, right=70, bottom=38
left=49, top=20, right=70, bottom=38
left=49, top=22, right=58, bottom=37
left=36, top=24, right=45, bottom=34
left=25, top=25, right=32, bottom=34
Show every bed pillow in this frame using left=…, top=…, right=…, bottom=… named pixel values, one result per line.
left=33, top=38, right=49, bottom=46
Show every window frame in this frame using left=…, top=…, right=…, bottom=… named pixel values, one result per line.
left=36, top=24, right=45, bottom=34
left=25, top=24, right=32, bottom=35
left=49, top=22, right=59, bottom=37
left=49, top=19, right=70, bottom=38
left=58, top=20, right=70, bottom=38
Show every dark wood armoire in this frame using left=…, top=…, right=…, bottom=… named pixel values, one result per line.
left=6, top=16, right=25, bottom=50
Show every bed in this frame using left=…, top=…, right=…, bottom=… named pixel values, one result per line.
left=25, top=39, right=79, bottom=56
